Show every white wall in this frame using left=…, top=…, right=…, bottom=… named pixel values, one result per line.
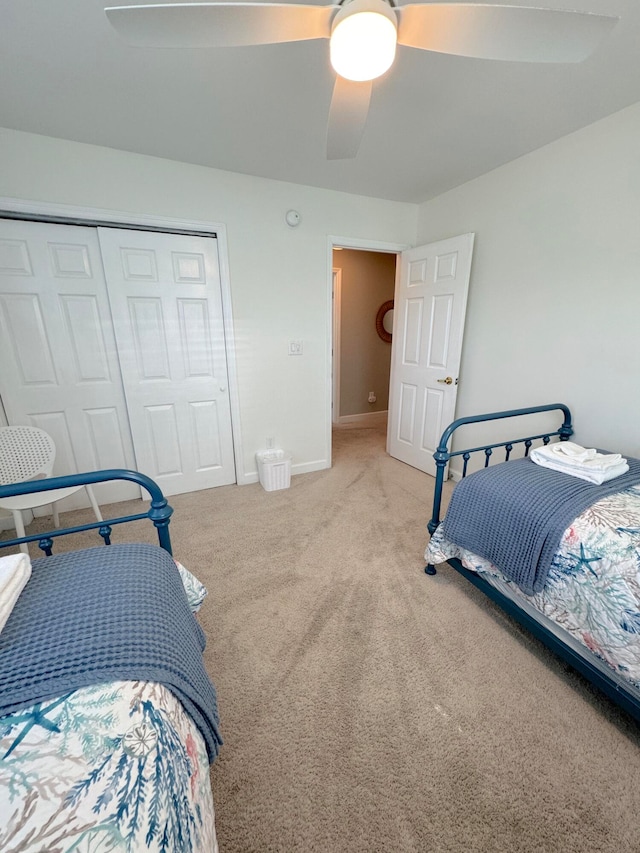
left=0, top=128, right=418, bottom=483
left=416, top=101, right=640, bottom=458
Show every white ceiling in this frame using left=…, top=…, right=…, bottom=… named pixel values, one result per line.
left=2, top=0, right=639, bottom=203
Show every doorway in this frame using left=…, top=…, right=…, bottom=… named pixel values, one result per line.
left=332, top=247, right=397, bottom=429
left=328, top=236, right=407, bottom=467
left=328, top=232, right=474, bottom=477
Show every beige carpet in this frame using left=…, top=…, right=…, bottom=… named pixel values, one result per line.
left=7, top=424, right=640, bottom=852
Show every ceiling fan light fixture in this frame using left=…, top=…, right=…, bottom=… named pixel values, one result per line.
left=330, top=0, right=397, bottom=82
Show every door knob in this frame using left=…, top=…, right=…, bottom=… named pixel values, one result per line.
left=437, top=376, right=453, bottom=385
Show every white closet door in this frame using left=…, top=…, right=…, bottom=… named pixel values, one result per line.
left=97, top=227, right=236, bottom=495
left=0, top=219, right=139, bottom=508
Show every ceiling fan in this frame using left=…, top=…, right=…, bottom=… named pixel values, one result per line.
left=104, top=1, right=618, bottom=160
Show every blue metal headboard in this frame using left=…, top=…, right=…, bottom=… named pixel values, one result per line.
left=0, top=469, right=173, bottom=556
left=427, top=403, right=573, bottom=540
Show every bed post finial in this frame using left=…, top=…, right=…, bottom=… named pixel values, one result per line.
left=559, top=417, right=573, bottom=442
left=428, top=448, right=449, bottom=535
left=148, top=499, right=174, bottom=555
left=425, top=447, right=450, bottom=576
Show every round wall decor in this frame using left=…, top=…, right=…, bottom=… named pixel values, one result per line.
left=375, top=300, right=394, bottom=343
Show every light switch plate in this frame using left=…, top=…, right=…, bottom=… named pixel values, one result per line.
left=288, top=340, right=303, bottom=355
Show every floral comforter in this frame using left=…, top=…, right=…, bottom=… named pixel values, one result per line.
left=0, top=562, right=218, bottom=853
left=426, top=484, right=640, bottom=689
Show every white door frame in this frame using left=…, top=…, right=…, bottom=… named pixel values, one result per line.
left=0, top=398, right=27, bottom=532
left=331, top=267, right=342, bottom=425
left=327, top=236, right=409, bottom=461
left=0, top=197, right=248, bottom=485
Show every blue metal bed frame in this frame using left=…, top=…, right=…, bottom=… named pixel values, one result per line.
left=424, top=403, right=640, bottom=723
left=0, top=469, right=173, bottom=555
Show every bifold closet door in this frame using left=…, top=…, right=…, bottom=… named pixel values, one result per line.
left=0, top=219, right=139, bottom=508
left=97, top=227, right=236, bottom=496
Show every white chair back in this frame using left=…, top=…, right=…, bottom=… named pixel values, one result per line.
left=0, top=425, right=103, bottom=554
left=0, top=426, right=57, bottom=486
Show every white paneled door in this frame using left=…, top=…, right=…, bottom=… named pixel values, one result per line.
left=387, top=233, right=475, bottom=477
left=97, top=227, right=235, bottom=496
left=0, top=219, right=138, bottom=507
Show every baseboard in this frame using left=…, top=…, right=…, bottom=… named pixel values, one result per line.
left=292, top=459, right=331, bottom=476
left=242, top=458, right=330, bottom=486
left=237, top=471, right=259, bottom=486
left=335, top=411, right=388, bottom=427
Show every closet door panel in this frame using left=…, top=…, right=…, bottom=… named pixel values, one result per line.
left=0, top=219, right=139, bottom=510
left=98, top=227, right=236, bottom=495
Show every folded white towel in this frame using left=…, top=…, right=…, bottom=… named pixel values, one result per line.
left=546, top=442, right=623, bottom=470
left=548, top=441, right=598, bottom=463
left=530, top=446, right=629, bottom=485
left=0, top=552, right=32, bottom=634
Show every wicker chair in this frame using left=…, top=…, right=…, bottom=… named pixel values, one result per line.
left=0, top=426, right=102, bottom=554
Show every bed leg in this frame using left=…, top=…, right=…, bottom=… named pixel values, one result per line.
left=424, top=564, right=437, bottom=576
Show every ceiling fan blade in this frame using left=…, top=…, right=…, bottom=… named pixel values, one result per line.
left=326, top=76, right=372, bottom=160
left=105, top=2, right=337, bottom=48
left=396, top=3, right=618, bottom=63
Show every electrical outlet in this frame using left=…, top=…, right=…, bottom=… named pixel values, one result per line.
left=266, top=437, right=275, bottom=450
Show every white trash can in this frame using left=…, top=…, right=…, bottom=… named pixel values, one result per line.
left=256, top=449, right=292, bottom=492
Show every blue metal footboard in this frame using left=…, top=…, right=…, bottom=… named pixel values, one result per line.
left=0, top=469, right=173, bottom=556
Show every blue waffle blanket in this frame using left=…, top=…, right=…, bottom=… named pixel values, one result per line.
left=0, top=543, right=222, bottom=762
left=442, top=455, right=640, bottom=595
